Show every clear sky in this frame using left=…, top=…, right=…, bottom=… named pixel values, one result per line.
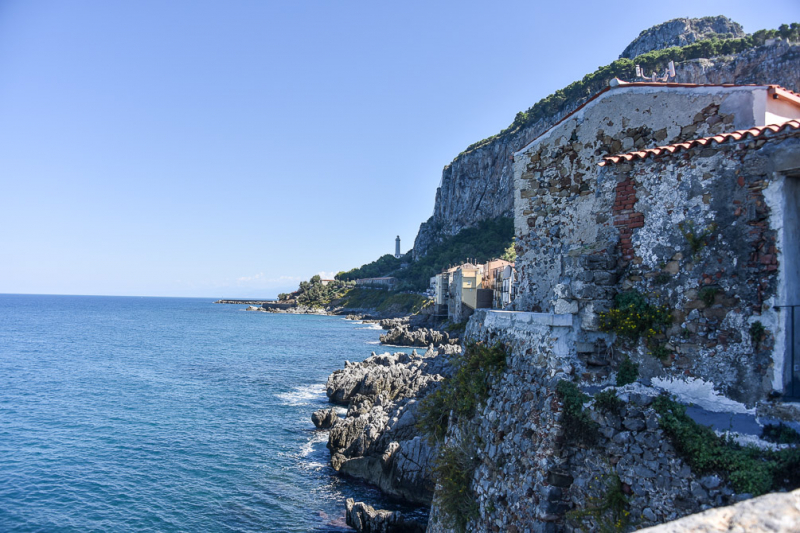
left=1, top=1, right=797, bottom=298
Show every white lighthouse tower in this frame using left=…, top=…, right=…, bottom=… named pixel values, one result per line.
left=395, top=236, right=401, bottom=258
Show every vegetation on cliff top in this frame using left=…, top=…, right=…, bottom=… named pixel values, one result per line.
left=279, top=276, right=429, bottom=314
left=336, top=217, right=514, bottom=291
left=460, top=23, right=799, bottom=157
left=337, top=288, right=430, bottom=314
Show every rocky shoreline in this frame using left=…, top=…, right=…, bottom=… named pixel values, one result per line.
left=312, top=342, right=455, bottom=532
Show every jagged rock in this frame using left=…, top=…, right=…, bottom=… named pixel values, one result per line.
left=325, top=350, right=451, bottom=504
left=637, top=488, right=800, bottom=532
left=380, top=325, right=457, bottom=347
left=311, top=408, right=339, bottom=429
left=345, top=499, right=426, bottom=533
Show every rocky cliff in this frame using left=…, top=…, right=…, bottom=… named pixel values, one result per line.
left=620, top=16, right=745, bottom=60
left=412, top=19, right=799, bottom=259
left=323, top=349, right=450, bottom=505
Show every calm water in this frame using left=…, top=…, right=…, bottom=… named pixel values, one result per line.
left=0, top=294, right=418, bottom=532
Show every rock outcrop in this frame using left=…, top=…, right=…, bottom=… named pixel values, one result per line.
left=345, top=499, right=427, bottom=533
left=620, top=16, right=745, bottom=60
left=412, top=28, right=798, bottom=260
left=380, top=326, right=458, bottom=348
left=311, top=408, right=339, bottom=429
left=638, top=488, right=800, bottom=533
left=324, top=349, right=450, bottom=504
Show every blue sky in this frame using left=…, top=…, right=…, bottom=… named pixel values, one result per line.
left=1, top=1, right=797, bottom=298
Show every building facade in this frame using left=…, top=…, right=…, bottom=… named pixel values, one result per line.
left=511, top=81, right=800, bottom=405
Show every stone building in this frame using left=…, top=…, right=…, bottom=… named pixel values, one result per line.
left=511, top=81, right=800, bottom=406
left=426, top=83, right=800, bottom=533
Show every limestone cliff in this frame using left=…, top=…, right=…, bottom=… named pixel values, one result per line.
left=412, top=20, right=799, bottom=259
left=620, top=16, right=745, bottom=60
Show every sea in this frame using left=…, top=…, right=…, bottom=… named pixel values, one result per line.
left=0, top=294, right=425, bottom=532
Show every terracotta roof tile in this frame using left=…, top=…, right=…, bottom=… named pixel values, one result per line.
left=599, top=120, right=800, bottom=166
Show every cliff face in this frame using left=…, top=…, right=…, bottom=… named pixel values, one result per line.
left=412, top=27, right=799, bottom=259
left=620, top=16, right=745, bottom=60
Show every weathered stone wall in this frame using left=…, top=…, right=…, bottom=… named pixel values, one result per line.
left=428, top=310, right=743, bottom=533
left=511, top=83, right=799, bottom=406
left=593, top=135, right=800, bottom=405
left=425, top=107, right=799, bottom=533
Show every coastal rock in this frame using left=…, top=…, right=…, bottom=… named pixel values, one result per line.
left=311, top=408, right=339, bottom=429
left=637, top=488, right=800, bottom=532
left=345, top=499, right=426, bottom=533
left=379, top=325, right=457, bottom=347
left=325, top=349, right=450, bottom=504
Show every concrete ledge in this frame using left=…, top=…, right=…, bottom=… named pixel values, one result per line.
left=482, top=310, right=574, bottom=328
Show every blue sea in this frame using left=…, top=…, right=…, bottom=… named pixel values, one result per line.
left=0, top=294, right=421, bottom=532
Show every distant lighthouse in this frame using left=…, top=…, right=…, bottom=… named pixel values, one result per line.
left=395, top=236, right=401, bottom=258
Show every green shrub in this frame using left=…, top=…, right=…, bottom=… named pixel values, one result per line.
left=337, top=288, right=430, bottom=314
left=417, top=342, right=508, bottom=442
left=648, top=342, right=671, bottom=362
left=445, top=320, right=468, bottom=335
left=556, top=380, right=598, bottom=446
left=762, top=423, right=800, bottom=445
left=432, top=441, right=480, bottom=533
left=294, top=276, right=354, bottom=307
left=679, top=221, right=718, bottom=255
left=594, top=388, right=623, bottom=415
left=652, top=395, right=800, bottom=495
left=599, top=291, right=672, bottom=341
left=750, top=321, right=766, bottom=345
left=699, top=287, right=719, bottom=306
left=616, top=356, right=639, bottom=386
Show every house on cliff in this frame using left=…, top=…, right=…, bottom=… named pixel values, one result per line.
left=511, top=81, right=800, bottom=406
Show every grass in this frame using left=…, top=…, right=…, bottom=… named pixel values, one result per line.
left=567, top=473, right=630, bottom=532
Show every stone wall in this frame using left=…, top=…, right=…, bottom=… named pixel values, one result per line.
left=511, top=83, right=799, bottom=406
left=427, top=310, right=747, bottom=533
left=594, top=135, right=800, bottom=405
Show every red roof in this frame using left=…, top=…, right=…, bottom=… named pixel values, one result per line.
left=599, top=120, right=800, bottom=166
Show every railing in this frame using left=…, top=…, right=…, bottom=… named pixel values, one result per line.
left=775, top=304, right=800, bottom=399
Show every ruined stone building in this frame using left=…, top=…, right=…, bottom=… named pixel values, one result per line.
left=511, top=82, right=800, bottom=406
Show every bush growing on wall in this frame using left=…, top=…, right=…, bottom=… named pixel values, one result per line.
left=599, top=291, right=672, bottom=341
left=417, top=342, right=508, bottom=442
